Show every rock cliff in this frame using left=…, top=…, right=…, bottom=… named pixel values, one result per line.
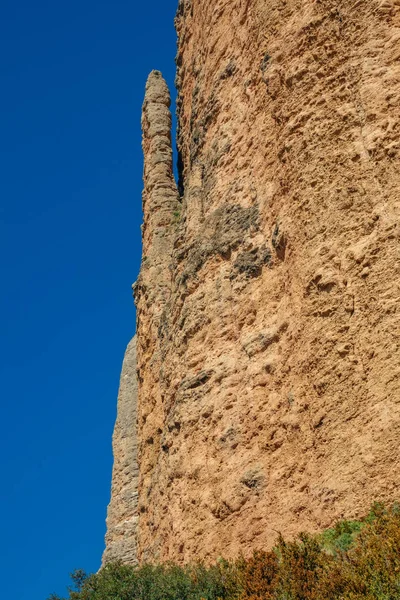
left=104, top=0, right=400, bottom=566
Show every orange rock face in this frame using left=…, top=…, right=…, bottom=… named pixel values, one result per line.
left=106, top=0, right=400, bottom=565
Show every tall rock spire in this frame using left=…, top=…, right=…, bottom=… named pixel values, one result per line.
left=139, top=70, right=179, bottom=309
left=103, top=71, right=178, bottom=565
left=134, top=71, right=179, bottom=561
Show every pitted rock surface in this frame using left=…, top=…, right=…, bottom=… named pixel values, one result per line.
left=106, top=0, right=400, bottom=565
left=103, top=337, right=138, bottom=565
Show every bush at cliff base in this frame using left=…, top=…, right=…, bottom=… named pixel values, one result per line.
left=49, top=503, right=400, bottom=600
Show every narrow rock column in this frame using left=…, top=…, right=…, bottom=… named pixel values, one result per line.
left=134, top=71, right=179, bottom=561
left=103, top=336, right=138, bottom=565
left=139, top=70, right=180, bottom=309
left=103, top=71, right=178, bottom=566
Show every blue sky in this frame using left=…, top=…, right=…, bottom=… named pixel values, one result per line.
left=0, top=1, right=177, bottom=598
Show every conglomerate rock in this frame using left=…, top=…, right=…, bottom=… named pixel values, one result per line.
left=105, top=0, right=400, bottom=565
left=103, top=336, right=138, bottom=565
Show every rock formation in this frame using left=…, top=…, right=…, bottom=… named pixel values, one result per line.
left=104, top=0, right=400, bottom=566
left=103, top=336, right=138, bottom=565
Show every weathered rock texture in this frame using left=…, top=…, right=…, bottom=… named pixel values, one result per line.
left=103, top=336, right=138, bottom=565
left=106, top=0, right=400, bottom=566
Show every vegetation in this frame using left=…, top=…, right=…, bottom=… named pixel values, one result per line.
left=49, top=504, right=400, bottom=600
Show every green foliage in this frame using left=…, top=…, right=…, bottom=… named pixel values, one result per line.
left=319, top=518, right=364, bottom=555
left=50, top=560, right=238, bottom=600
left=49, top=504, right=400, bottom=600
left=70, top=570, right=88, bottom=593
left=275, top=533, right=326, bottom=600
left=172, top=207, right=182, bottom=224
left=321, top=504, right=400, bottom=600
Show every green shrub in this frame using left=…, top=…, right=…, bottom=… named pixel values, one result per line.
left=49, top=504, right=400, bottom=600
left=319, top=518, right=364, bottom=555
left=50, top=560, right=239, bottom=600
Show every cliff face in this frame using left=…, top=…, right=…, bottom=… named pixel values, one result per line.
left=105, top=0, right=400, bottom=565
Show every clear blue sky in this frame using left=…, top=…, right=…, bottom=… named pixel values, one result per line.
left=0, top=1, right=177, bottom=598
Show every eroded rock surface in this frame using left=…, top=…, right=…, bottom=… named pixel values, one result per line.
left=106, top=0, right=400, bottom=565
left=103, top=336, right=138, bottom=565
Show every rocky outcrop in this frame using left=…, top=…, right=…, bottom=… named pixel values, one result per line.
left=103, top=71, right=180, bottom=565
left=133, top=70, right=180, bottom=561
left=105, top=0, right=400, bottom=566
left=103, top=336, right=138, bottom=565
